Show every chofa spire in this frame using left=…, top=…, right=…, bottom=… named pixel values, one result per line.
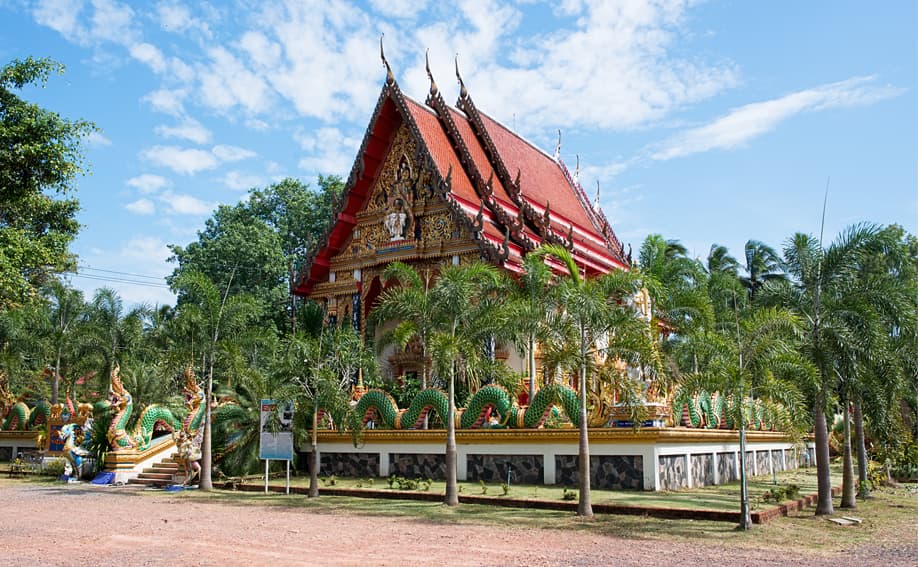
left=380, top=34, right=395, bottom=85
left=455, top=53, right=468, bottom=100
left=425, top=48, right=438, bottom=96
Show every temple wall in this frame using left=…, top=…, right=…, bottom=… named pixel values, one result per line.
left=301, top=430, right=810, bottom=491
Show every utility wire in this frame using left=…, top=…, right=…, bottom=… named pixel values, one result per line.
left=78, top=265, right=166, bottom=281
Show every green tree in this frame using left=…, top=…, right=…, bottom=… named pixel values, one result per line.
left=31, top=280, right=86, bottom=403
left=680, top=306, right=811, bottom=529
left=741, top=240, right=785, bottom=300
left=760, top=224, right=905, bottom=514
left=285, top=325, right=375, bottom=496
left=536, top=244, right=662, bottom=517
left=168, top=177, right=343, bottom=333
left=83, top=288, right=148, bottom=391
left=0, top=57, right=95, bottom=308
left=375, top=261, right=508, bottom=505
left=171, top=270, right=258, bottom=491
left=507, top=253, right=555, bottom=400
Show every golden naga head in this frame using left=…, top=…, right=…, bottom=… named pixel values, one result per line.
left=109, top=363, right=126, bottom=402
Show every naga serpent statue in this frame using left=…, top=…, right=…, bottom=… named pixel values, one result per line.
left=173, top=365, right=205, bottom=485
left=107, top=364, right=181, bottom=451
left=673, top=389, right=778, bottom=431
left=352, top=383, right=581, bottom=430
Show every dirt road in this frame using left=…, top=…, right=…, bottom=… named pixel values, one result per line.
left=0, top=480, right=912, bottom=566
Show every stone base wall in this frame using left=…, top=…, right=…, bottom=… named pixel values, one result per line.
left=771, top=450, right=784, bottom=473
left=389, top=453, right=446, bottom=480
left=467, top=454, right=543, bottom=484
left=717, top=452, right=737, bottom=483
left=658, top=455, right=686, bottom=490
left=756, top=451, right=771, bottom=476
left=691, top=454, right=714, bottom=487
left=555, top=455, right=644, bottom=490
left=302, top=452, right=379, bottom=478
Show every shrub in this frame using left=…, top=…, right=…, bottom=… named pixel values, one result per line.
left=479, top=479, right=488, bottom=494
left=45, top=458, right=66, bottom=477
left=500, top=482, right=510, bottom=496
left=562, top=487, right=577, bottom=501
left=785, top=483, right=800, bottom=500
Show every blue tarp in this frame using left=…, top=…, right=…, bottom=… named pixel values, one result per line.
left=91, top=472, right=114, bottom=485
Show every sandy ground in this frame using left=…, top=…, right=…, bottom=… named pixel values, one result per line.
left=0, top=480, right=913, bottom=567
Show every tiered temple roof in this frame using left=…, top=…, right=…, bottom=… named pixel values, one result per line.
left=293, top=50, right=629, bottom=297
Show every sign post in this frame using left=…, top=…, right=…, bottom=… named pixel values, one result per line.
left=259, top=399, right=294, bottom=494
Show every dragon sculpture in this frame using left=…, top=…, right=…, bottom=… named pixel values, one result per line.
left=173, top=365, right=205, bottom=485
left=673, top=389, right=778, bottom=431
left=351, top=383, right=581, bottom=430
left=107, top=364, right=181, bottom=451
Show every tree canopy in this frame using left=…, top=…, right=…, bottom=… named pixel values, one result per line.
left=0, top=57, right=94, bottom=308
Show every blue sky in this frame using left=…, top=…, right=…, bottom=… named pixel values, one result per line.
left=1, top=0, right=915, bottom=305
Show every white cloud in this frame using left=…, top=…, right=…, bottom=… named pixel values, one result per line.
left=158, top=190, right=214, bottom=215
left=245, top=118, right=270, bottom=131
left=154, top=118, right=212, bottom=144
left=199, top=46, right=273, bottom=114
left=32, top=0, right=86, bottom=43
left=212, top=144, right=256, bottom=162
left=125, top=198, right=155, bottom=215
left=129, top=41, right=166, bottom=73
left=88, top=0, right=137, bottom=44
left=652, top=76, right=904, bottom=160
left=143, top=88, right=188, bottom=116
left=126, top=173, right=170, bottom=194
left=142, top=145, right=219, bottom=175
left=369, top=0, right=428, bottom=19
left=296, top=127, right=361, bottom=175
left=85, top=130, right=112, bottom=146
left=222, top=170, right=263, bottom=191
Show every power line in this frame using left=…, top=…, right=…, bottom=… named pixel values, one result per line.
left=67, top=272, right=171, bottom=289
left=78, top=265, right=166, bottom=281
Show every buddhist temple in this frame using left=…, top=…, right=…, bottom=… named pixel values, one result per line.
left=293, top=46, right=631, bottom=379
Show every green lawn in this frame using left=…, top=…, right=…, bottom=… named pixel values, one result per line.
left=168, top=480, right=917, bottom=555
left=248, top=465, right=826, bottom=512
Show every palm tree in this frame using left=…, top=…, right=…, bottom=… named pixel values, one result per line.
left=507, top=253, right=554, bottom=401
left=171, top=270, right=258, bottom=491
left=681, top=305, right=811, bottom=529
left=84, top=288, right=148, bottom=392
left=374, top=261, right=508, bottom=505
left=760, top=223, right=904, bottom=514
left=35, top=281, right=86, bottom=403
left=536, top=244, right=661, bottom=516
left=371, top=263, right=438, bottom=393
left=741, top=240, right=785, bottom=300
left=707, top=244, right=740, bottom=275
left=285, top=325, right=376, bottom=496
left=213, top=361, right=297, bottom=477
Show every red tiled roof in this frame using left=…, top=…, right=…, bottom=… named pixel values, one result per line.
left=295, top=80, right=629, bottom=296
left=477, top=111, right=601, bottom=239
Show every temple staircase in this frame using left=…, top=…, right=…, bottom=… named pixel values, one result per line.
left=128, top=456, right=182, bottom=486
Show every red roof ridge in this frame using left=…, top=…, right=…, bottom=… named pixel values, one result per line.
left=476, top=109, right=560, bottom=164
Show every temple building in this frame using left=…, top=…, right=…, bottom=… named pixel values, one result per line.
left=293, top=50, right=631, bottom=380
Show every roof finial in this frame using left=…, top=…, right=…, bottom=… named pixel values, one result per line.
left=425, top=48, right=438, bottom=96
left=553, top=130, right=562, bottom=161
left=455, top=53, right=468, bottom=100
left=574, top=154, right=580, bottom=184
left=594, top=180, right=601, bottom=208
left=380, top=34, right=395, bottom=86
